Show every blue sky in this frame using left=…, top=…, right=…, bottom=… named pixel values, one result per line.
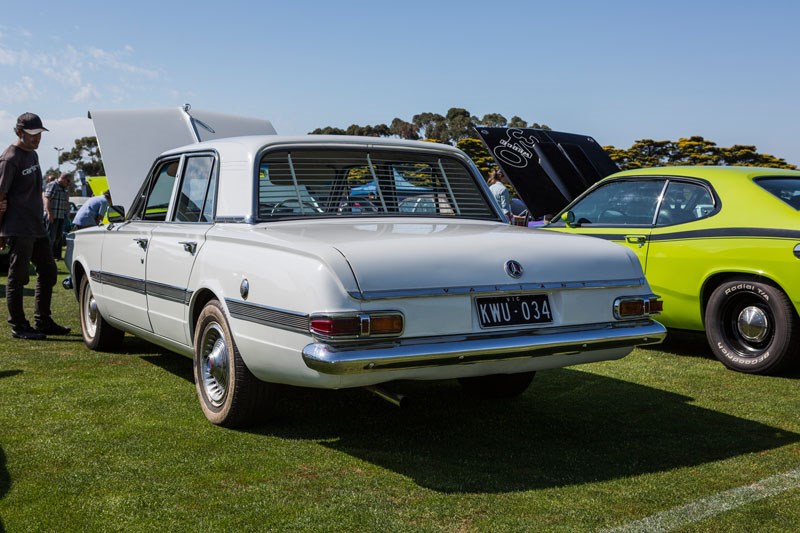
left=1, top=0, right=799, bottom=173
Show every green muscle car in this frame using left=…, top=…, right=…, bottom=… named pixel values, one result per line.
left=475, top=128, right=800, bottom=375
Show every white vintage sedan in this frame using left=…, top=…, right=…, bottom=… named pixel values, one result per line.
left=66, top=107, right=666, bottom=427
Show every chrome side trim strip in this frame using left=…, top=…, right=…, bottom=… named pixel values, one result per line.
left=91, top=271, right=192, bottom=304
left=348, top=277, right=646, bottom=300
left=226, top=298, right=310, bottom=334
left=146, top=280, right=192, bottom=305
left=91, top=270, right=146, bottom=294
left=302, top=320, right=666, bottom=374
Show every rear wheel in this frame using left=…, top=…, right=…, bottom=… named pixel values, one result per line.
left=705, top=279, right=799, bottom=374
left=459, top=371, right=536, bottom=399
left=193, top=300, right=272, bottom=427
left=79, top=275, right=124, bottom=350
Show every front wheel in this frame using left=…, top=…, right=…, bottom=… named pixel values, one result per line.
left=459, top=371, right=536, bottom=399
left=705, top=279, right=799, bottom=374
left=79, top=275, right=124, bottom=351
left=193, top=300, right=273, bottom=427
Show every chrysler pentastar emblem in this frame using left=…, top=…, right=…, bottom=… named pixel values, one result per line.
left=505, top=260, right=524, bottom=279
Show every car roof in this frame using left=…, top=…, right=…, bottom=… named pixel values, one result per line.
left=581, top=165, right=800, bottom=224
left=91, top=107, right=469, bottom=211
left=609, top=165, right=800, bottom=181
left=160, top=134, right=467, bottom=157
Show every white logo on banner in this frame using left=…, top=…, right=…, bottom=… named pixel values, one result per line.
left=490, top=128, right=536, bottom=169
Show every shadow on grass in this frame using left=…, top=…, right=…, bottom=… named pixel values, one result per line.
left=1, top=445, right=8, bottom=532
left=642, top=329, right=713, bottom=359
left=140, top=350, right=800, bottom=493
left=267, top=369, right=799, bottom=493
left=0, top=370, right=22, bottom=379
left=135, top=339, right=194, bottom=382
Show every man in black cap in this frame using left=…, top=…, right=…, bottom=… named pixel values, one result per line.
left=0, top=112, right=71, bottom=339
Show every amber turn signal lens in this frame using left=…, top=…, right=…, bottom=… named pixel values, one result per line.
left=618, top=300, right=645, bottom=317
left=370, top=315, right=404, bottom=335
left=613, top=296, right=663, bottom=319
left=648, top=298, right=663, bottom=314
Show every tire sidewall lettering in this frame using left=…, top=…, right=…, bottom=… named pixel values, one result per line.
left=716, top=341, right=770, bottom=365
left=723, top=283, right=769, bottom=302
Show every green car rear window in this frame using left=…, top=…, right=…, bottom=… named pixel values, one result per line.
left=755, top=177, right=800, bottom=210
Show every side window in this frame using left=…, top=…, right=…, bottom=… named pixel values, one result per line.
left=201, top=169, right=218, bottom=222
left=755, top=177, right=800, bottom=210
left=561, top=180, right=666, bottom=225
left=656, top=181, right=715, bottom=226
left=143, top=160, right=179, bottom=221
left=175, top=156, right=215, bottom=222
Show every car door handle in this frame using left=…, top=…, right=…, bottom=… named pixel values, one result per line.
left=179, top=241, right=197, bottom=254
left=625, top=235, right=647, bottom=247
left=133, top=238, right=148, bottom=250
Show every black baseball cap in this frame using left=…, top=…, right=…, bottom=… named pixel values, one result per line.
left=16, top=112, right=49, bottom=134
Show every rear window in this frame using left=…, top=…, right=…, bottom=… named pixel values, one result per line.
left=755, top=177, right=800, bottom=210
left=257, top=149, right=496, bottom=220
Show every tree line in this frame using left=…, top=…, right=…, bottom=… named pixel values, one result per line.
left=310, top=107, right=797, bottom=173
left=54, top=107, right=796, bottom=176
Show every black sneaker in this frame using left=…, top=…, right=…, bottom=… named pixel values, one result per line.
left=35, top=319, right=71, bottom=336
left=12, top=322, right=46, bottom=340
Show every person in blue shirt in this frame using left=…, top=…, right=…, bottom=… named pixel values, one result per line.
left=73, top=190, right=112, bottom=229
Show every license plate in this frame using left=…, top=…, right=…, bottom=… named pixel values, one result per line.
left=476, top=294, right=553, bottom=328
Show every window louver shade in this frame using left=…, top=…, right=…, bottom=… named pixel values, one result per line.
left=257, top=149, right=496, bottom=220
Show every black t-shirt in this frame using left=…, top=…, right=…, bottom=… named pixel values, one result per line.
left=0, top=144, right=46, bottom=238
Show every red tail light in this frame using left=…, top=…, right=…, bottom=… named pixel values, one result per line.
left=309, top=316, right=361, bottom=337
left=309, top=312, right=404, bottom=339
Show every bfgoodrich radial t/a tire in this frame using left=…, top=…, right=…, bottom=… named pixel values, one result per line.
left=705, top=279, right=799, bottom=375
left=193, top=300, right=273, bottom=427
left=79, top=275, right=125, bottom=351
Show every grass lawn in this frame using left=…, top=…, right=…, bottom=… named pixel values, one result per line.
left=1, top=268, right=798, bottom=531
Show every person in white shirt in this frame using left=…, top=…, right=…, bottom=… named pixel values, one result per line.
left=487, top=168, right=511, bottom=222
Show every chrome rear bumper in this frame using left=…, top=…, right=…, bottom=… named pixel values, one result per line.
left=302, top=319, right=666, bottom=375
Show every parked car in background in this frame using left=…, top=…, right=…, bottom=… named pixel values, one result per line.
left=350, top=167, right=433, bottom=199
left=548, top=168, right=800, bottom=375
left=477, top=128, right=800, bottom=375
left=66, top=108, right=665, bottom=427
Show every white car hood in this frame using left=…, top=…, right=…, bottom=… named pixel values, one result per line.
left=263, top=220, right=644, bottom=297
left=90, top=107, right=276, bottom=212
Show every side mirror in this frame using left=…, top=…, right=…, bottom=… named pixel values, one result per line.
left=107, top=205, right=125, bottom=223
left=561, top=210, right=577, bottom=228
